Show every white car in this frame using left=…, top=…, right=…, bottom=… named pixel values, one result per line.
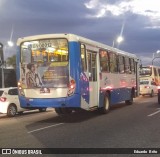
left=0, top=87, right=46, bottom=117
left=140, top=80, right=158, bottom=97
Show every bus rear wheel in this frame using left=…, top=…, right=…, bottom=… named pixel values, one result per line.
left=55, top=108, right=72, bottom=115
left=99, top=94, right=110, bottom=114
left=158, top=91, right=160, bottom=104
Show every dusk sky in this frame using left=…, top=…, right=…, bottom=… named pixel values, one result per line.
left=1, top=0, right=160, bottom=65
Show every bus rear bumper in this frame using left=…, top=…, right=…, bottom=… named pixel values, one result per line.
left=19, top=94, right=81, bottom=109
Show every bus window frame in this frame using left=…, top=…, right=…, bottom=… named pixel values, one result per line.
left=124, top=56, right=131, bottom=74
left=99, top=49, right=110, bottom=73
left=109, top=51, right=118, bottom=73
left=118, top=55, right=125, bottom=74
left=80, top=43, right=87, bottom=72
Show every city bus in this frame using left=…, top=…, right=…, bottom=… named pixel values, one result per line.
left=139, top=65, right=160, bottom=85
left=139, top=65, right=160, bottom=96
left=16, top=34, right=139, bottom=115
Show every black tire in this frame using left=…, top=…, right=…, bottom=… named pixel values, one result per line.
left=39, top=108, right=47, bottom=112
left=55, top=108, right=72, bottom=115
left=125, top=91, right=133, bottom=105
left=55, top=108, right=63, bottom=115
left=150, top=90, right=154, bottom=97
left=62, top=108, right=73, bottom=114
left=7, top=104, right=17, bottom=117
left=98, top=94, right=110, bottom=114
left=158, top=92, right=160, bottom=104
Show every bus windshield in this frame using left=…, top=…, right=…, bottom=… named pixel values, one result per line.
left=20, top=38, right=69, bottom=88
left=139, top=67, right=152, bottom=76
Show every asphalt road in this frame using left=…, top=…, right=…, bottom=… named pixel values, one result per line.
left=0, top=95, right=160, bottom=157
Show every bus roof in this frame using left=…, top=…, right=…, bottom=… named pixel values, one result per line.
left=17, top=33, right=138, bottom=60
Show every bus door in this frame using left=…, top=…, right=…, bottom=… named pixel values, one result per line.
left=87, top=51, right=98, bottom=108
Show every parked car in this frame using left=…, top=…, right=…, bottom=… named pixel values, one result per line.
left=140, top=80, right=158, bottom=97
left=0, top=87, right=47, bottom=117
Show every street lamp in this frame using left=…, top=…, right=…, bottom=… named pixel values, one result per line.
left=117, top=36, right=124, bottom=49
left=7, top=41, right=14, bottom=47
left=117, top=36, right=124, bottom=43
left=112, top=36, right=124, bottom=48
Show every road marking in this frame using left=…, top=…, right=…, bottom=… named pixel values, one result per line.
left=28, top=123, right=64, bottom=133
left=148, top=109, right=160, bottom=117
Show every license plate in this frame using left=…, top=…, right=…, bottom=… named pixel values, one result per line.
left=40, top=88, right=50, bottom=93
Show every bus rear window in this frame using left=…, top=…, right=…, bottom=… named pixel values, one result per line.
left=139, top=67, right=152, bottom=76
left=21, top=39, right=68, bottom=63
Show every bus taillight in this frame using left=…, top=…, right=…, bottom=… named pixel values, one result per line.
left=17, top=81, right=24, bottom=96
left=17, top=81, right=22, bottom=89
left=67, top=78, right=76, bottom=96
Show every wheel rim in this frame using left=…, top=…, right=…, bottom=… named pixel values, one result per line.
left=9, top=106, right=16, bottom=116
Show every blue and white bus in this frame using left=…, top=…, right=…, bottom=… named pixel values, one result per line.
left=16, top=34, right=139, bottom=115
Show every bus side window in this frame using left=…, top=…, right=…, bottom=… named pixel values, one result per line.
left=99, top=50, right=109, bottom=72
left=87, top=52, right=97, bottom=82
left=87, top=53, right=92, bottom=81
left=92, top=53, right=97, bottom=81
left=81, top=44, right=87, bottom=72
left=124, top=57, right=131, bottom=74
left=130, top=58, right=135, bottom=74
left=118, top=55, right=125, bottom=74
left=109, top=52, right=118, bottom=73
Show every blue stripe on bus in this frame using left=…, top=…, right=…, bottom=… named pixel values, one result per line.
left=69, top=42, right=81, bottom=94
left=69, top=42, right=89, bottom=103
left=99, top=88, right=132, bottom=106
left=110, top=88, right=131, bottom=104
left=80, top=72, right=89, bottom=103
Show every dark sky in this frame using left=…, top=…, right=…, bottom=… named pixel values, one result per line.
left=0, top=0, right=160, bottom=65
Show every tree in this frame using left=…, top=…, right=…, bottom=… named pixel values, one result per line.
left=6, top=54, right=16, bottom=69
